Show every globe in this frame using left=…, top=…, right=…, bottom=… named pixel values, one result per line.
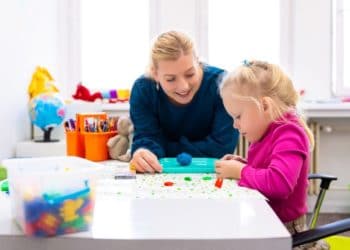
left=28, top=93, right=66, bottom=142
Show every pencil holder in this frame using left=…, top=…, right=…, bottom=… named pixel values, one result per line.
left=65, top=131, right=85, bottom=158
left=83, top=131, right=117, bottom=162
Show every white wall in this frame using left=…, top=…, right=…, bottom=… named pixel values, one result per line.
left=150, top=0, right=334, bottom=101
left=292, top=0, right=332, bottom=100
left=0, top=0, right=62, bottom=159
left=150, top=0, right=208, bottom=60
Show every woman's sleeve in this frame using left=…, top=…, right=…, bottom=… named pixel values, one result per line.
left=129, top=80, right=165, bottom=158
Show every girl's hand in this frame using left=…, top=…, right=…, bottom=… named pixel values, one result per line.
left=220, top=154, right=247, bottom=163
left=131, top=148, right=162, bottom=173
left=215, top=159, right=246, bottom=179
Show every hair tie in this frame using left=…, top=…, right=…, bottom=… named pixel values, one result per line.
left=242, top=59, right=251, bottom=67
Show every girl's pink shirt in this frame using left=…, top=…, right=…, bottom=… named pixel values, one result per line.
left=238, top=112, right=310, bottom=223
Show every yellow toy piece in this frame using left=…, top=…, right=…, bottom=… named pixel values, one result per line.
left=28, top=66, right=59, bottom=99
left=59, top=198, right=84, bottom=222
left=117, top=89, right=130, bottom=101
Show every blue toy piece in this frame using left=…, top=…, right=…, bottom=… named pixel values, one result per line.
left=176, top=152, right=192, bottom=166
left=160, top=157, right=216, bottom=173
left=24, top=198, right=48, bottom=222
left=43, top=186, right=90, bottom=205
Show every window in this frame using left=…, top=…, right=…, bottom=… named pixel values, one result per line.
left=208, top=0, right=281, bottom=70
left=81, top=0, right=150, bottom=90
left=332, top=0, right=350, bottom=95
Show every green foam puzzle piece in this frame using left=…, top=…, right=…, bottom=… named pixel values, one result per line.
left=0, top=166, right=7, bottom=181
left=159, top=157, right=216, bottom=173
left=1, top=180, right=8, bottom=192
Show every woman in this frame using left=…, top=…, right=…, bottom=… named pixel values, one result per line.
left=130, top=30, right=239, bottom=173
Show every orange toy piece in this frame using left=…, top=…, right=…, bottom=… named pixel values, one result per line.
left=35, top=213, right=60, bottom=236
left=72, top=82, right=103, bottom=102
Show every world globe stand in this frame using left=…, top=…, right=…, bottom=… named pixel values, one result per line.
left=34, top=127, right=59, bottom=143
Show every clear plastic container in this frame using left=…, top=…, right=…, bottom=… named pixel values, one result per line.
left=3, top=156, right=103, bottom=237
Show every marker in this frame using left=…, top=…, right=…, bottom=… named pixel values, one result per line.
left=69, top=119, right=76, bottom=130
left=114, top=172, right=136, bottom=179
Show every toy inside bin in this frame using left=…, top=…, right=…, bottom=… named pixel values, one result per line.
left=3, top=156, right=102, bottom=237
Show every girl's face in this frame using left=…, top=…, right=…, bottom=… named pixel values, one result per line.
left=222, top=90, right=272, bottom=143
left=153, top=53, right=203, bottom=105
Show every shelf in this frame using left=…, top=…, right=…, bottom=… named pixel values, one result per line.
left=16, top=140, right=66, bottom=158
left=300, top=102, right=350, bottom=118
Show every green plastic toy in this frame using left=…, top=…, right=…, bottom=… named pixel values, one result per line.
left=1, top=180, right=8, bottom=192
left=160, top=157, right=216, bottom=173
left=0, top=166, right=7, bottom=181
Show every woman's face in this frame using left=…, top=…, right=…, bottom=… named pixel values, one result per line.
left=153, top=53, right=203, bottom=105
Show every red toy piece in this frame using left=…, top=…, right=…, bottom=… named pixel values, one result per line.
left=164, top=181, right=174, bottom=186
left=72, top=82, right=103, bottom=102
left=215, top=178, right=223, bottom=188
left=35, top=213, right=60, bottom=236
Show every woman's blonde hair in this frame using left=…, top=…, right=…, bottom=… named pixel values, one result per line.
left=147, top=30, right=198, bottom=77
left=220, top=60, right=314, bottom=148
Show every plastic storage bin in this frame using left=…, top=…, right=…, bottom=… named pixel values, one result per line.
left=3, top=156, right=103, bottom=237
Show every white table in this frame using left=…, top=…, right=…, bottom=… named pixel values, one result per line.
left=0, top=170, right=291, bottom=250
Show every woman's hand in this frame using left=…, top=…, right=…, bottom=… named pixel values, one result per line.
left=131, top=148, right=163, bottom=173
left=215, top=158, right=246, bottom=179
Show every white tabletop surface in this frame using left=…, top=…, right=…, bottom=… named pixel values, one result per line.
left=0, top=163, right=291, bottom=250
left=0, top=194, right=290, bottom=250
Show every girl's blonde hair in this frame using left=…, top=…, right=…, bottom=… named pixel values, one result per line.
left=147, top=30, right=198, bottom=77
left=220, top=60, right=314, bottom=148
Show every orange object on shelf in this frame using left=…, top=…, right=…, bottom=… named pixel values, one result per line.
left=83, top=131, right=117, bottom=162
left=66, top=131, right=85, bottom=158
left=65, top=112, right=109, bottom=159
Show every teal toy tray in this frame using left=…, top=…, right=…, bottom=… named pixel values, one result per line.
left=159, top=157, right=216, bottom=173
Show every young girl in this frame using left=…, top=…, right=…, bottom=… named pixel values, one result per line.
left=216, top=60, right=329, bottom=250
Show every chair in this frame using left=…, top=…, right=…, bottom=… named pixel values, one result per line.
left=292, top=218, right=350, bottom=247
left=292, top=173, right=350, bottom=247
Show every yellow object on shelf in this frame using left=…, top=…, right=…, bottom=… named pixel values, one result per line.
left=28, top=66, right=59, bottom=99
